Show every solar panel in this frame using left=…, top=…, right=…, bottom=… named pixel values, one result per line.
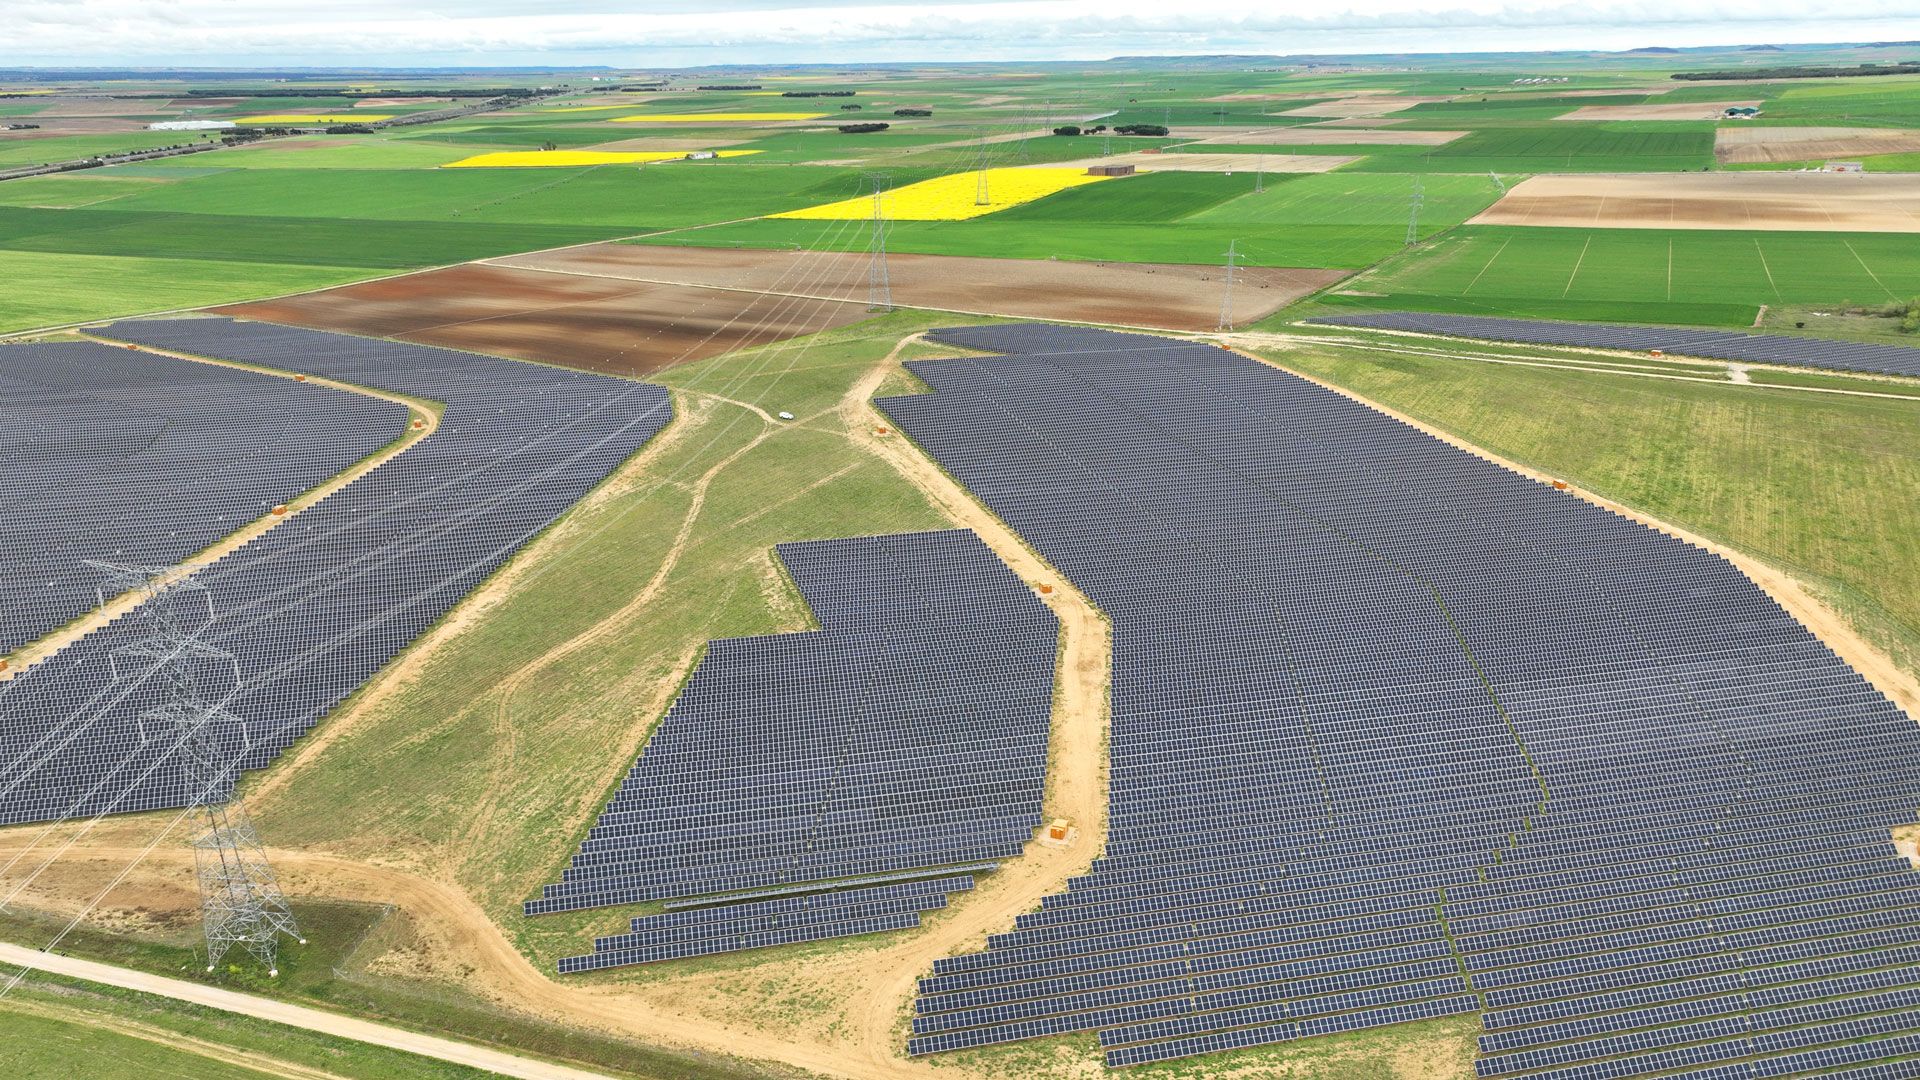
left=878, top=324, right=1920, bottom=1074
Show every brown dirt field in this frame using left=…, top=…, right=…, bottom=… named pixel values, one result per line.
left=1716, top=125, right=1920, bottom=164
left=1281, top=95, right=1448, bottom=118
left=214, top=263, right=871, bottom=377
left=486, top=244, right=1349, bottom=331
left=1469, top=172, right=1920, bottom=232
left=1559, top=99, right=1760, bottom=121
left=1186, top=126, right=1466, bottom=146
left=1056, top=150, right=1357, bottom=173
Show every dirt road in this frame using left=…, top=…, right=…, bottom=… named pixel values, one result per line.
left=0, top=939, right=617, bottom=1080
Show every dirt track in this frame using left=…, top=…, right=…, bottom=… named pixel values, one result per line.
left=1053, top=151, right=1357, bottom=172
left=1470, top=172, right=1920, bottom=233
left=0, top=328, right=1114, bottom=1080
left=489, top=244, right=1344, bottom=332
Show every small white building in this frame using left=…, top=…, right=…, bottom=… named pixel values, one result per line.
left=147, top=120, right=236, bottom=131
left=1823, top=161, right=1865, bottom=173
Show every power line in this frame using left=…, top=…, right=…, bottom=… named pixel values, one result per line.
left=864, top=172, right=892, bottom=313
left=1217, top=239, right=1240, bottom=334
left=90, top=561, right=302, bottom=976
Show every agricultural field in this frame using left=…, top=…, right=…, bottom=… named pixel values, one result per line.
left=8, top=42, right=1920, bottom=1080
left=1302, top=224, right=1920, bottom=325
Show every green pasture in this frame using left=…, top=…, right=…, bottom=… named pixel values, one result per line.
left=0, top=250, right=374, bottom=332
left=0, top=174, right=171, bottom=208
left=1346, top=124, right=1714, bottom=172
left=1302, top=225, right=1920, bottom=326
left=0, top=130, right=226, bottom=168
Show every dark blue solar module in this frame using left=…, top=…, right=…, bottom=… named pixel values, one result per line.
left=528, top=528, right=1056, bottom=917
left=1304, top=311, right=1920, bottom=378
left=0, top=318, right=671, bottom=826
left=876, top=324, right=1920, bottom=1073
left=0, top=340, right=405, bottom=654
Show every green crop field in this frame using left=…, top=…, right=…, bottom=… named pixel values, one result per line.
left=1304, top=224, right=1920, bottom=325
left=1347, top=124, right=1716, bottom=171
left=0, top=250, right=374, bottom=331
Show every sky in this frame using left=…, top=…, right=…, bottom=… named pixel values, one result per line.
left=9, top=0, right=1920, bottom=68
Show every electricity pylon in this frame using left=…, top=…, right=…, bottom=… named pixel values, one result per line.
left=92, top=562, right=303, bottom=976
left=1216, top=240, right=1240, bottom=333
left=864, top=172, right=892, bottom=312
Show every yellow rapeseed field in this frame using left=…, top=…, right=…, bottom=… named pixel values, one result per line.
left=234, top=114, right=394, bottom=123
left=442, top=150, right=760, bottom=168
left=608, top=112, right=826, bottom=123
left=773, top=167, right=1116, bottom=221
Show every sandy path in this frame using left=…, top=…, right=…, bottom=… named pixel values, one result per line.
left=0, top=933, right=616, bottom=1080
left=1228, top=334, right=1920, bottom=717
left=832, top=335, right=1113, bottom=1069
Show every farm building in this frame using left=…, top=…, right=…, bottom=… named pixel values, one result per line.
left=1085, top=163, right=1136, bottom=176
left=1723, top=105, right=1762, bottom=119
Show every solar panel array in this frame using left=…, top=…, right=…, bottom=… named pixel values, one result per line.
left=877, top=324, right=1920, bottom=1075
left=0, top=341, right=404, bottom=654
left=1305, top=311, right=1920, bottom=378
left=559, top=874, right=977, bottom=972
left=0, top=318, right=671, bottom=826
left=529, top=529, right=1056, bottom=919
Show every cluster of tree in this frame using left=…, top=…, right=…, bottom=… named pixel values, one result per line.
left=323, top=124, right=376, bottom=134
left=1051, top=123, right=1110, bottom=136
left=697, top=84, right=763, bottom=90
left=893, top=108, right=933, bottom=117
left=621, top=85, right=666, bottom=93
left=783, top=90, right=855, bottom=97
left=839, top=122, right=891, bottom=133
left=1869, top=297, right=1920, bottom=334
left=1113, top=123, right=1169, bottom=136
left=1674, top=62, right=1920, bottom=81
left=3, top=123, right=40, bottom=130
left=841, top=103, right=864, bottom=110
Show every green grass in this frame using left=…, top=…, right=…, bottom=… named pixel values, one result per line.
left=0, top=975, right=492, bottom=1079
left=1261, top=337, right=1920, bottom=676
left=1303, top=225, right=1920, bottom=326
left=0, top=175, right=172, bottom=208
left=0, top=901, right=781, bottom=1080
left=0, top=250, right=375, bottom=333
left=992, top=171, right=1256, bottom=222
left=0, top=131, right=228, bottom=168
left=1345, top=125, right=1715, bottom=172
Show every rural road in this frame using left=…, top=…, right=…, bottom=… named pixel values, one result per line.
left=0, top=941, right=617, bottom=1080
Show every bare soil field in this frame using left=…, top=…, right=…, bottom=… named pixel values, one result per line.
left=1469, top=172, right=1920, bottom=232
left=1309, top=117, right=1412, bottom=128
left=1281, top=95, right=1448, bottom=118
left=216, top=263, right=870, bottom=376
left=1716, top=125, right=1920, bottom=163
left=1059, top=150, right=1358, bottom=172
left=487, top=244, right=1347, bottom=330
left=1559, top=99, right=1761, bottom=121
left=1185, top=126, right=1466, bottom=146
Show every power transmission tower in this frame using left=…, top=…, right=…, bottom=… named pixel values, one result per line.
left=973, top=132, right=992, bottom=207
left=864, top=172, right=892, bottom=313
left=92, top=562, right=303, bottom=976
left=1488, top=171, right=1507, bottom=195
left=1216, top=240, right=1240, bottom=333
left=1101, top=134, right=1112, bottom=158
left=1404, top=176, right=1425, bottom=247
left=1255, top=157, right=1266, bottom=194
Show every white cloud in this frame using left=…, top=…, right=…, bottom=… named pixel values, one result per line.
left=7, top=0, right=1920, bottom=66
